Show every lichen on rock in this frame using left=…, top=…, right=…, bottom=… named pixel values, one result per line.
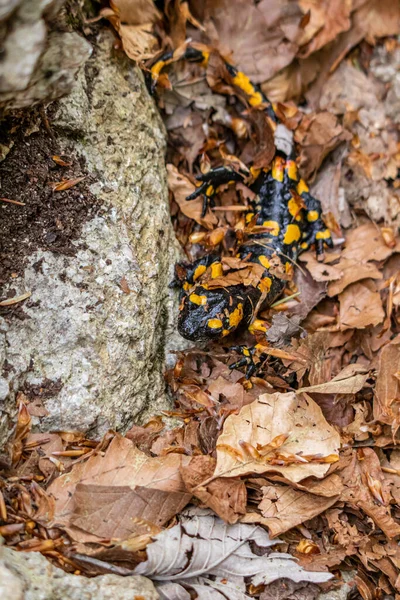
left=0, top=29, right=182, bottom=445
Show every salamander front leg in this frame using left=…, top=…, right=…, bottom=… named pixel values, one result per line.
left=229, top=345, right=266, bottom=379
left=186, top=167, right=246, bottom=217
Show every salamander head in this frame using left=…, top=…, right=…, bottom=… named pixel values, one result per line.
left=178, top=285, right=245, bottom=342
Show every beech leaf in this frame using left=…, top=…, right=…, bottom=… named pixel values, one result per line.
left=134, top=507, right=332, bottom=599
left=214, top=392, right=340, bottom=483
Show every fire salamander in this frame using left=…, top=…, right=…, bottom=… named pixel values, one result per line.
left=150, top=46, right=333, bottom=346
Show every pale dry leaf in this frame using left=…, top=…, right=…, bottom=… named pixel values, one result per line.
left=48, top=435, right=191, bottom=542
left=133, top=507, right=332, bottom=598
left=340, top=223, right=400, bottom=263
left=338, top=279, right=385, bottom=330
left=167, top=163, right=218, bottom=229
left=298, top=365, right=369, bottom=395
left=214, top=392, right=340, bottom=483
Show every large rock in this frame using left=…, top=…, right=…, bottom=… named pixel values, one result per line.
left=0, top=30, right=181, bottom=446
left=0, top=545, right=159, bottom=600
left=0, top=0, right=92, bottom=111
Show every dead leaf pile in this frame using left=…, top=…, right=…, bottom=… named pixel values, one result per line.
left=1, top=3, right=400, bottom=600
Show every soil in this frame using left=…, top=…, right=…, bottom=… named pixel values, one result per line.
left=0, top=112, right=102, bottom=290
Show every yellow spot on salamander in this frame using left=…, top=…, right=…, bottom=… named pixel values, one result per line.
left=200, top=51, right=210, bottom=67
left=288, top=198, right=302, bottom=220
left=232, top=72, right=263, bottom=106
left=287, top=160, right=298, bottom=180
left=259, top=255, right=271, bottom=269
left=258, top=277, right=272, bottom=293
left=193, top=265, right=207, bottom=280
left=272, top=157, right=285, bottom=182
left=248, top=319, right=268, bottom=334
left=183, top=282, right=191, bottom=291
left=245, top=212, right=255, bottom=223
left=285, top=262, right=293, bottom=276
left=206, top=185, right=214, bottom=196
left=263, top=220, right=280, bottom=236
left=229, top=303, right=243, bottom=328
left=316, top=229, right=331, bottom=240
left=307, top=210, right=319, bottom=222
left=211, top=262, right=223, bottom=278
left=189, top=293, right=207, bottom=305
left=222, top=329, right=230, bottom=336
left=242, top=347, right=251, bottom=356
left=301, top=242, right=309, bottom=249
left=297, top=179, right=309, bottom=195
left=250, top=166, right=261, bottom=179
left=283, top=224, right=301, bottom=245
left=208, top=318, right=223, bottom=329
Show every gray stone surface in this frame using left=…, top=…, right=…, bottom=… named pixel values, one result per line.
left=0, top=29, right=182, bottom=445
left=0, top=0, right=91, bottom=111
left=0, top=545, right=159, bottom=600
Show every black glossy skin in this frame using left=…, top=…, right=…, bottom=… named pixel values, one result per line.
left=150, top=47, right=333, bottom=343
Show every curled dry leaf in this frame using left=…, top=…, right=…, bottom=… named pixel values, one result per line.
left=133, top=507, right=332, bottom=598
left=214, top=392, right=340, bottom=483
left=167, top=163, right=218, bottom=229
left=48, top=435, right=191, bottom=543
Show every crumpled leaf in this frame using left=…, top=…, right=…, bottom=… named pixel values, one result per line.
left=266, top=314, right=303, bottom=348
left=180, top=455, right=247, bottom=524
left=373, top=335, right=400, bottom=432
left=133, top=507, right=332, bottom=599
left=167, top=164, right=218, bottom=228
left=242, top=480, right=339, bottom=537
left=48, top=435, right=191, bottom=542
left=214, top=392, right=340, bottom=483
left=338, top=448, right=400, bottom=539
left=297, top=0, right=352, bottom=58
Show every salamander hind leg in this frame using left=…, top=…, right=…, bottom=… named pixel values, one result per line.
left=297, top=179, right=333, bottom=260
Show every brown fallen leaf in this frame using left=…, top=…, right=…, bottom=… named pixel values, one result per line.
left=339, top=448, right=400, bottom=539
left=180, top=455, right=247, bottom=524
left=300, top=252, right=343, bottom=283
left=295, top=111, right=351, bottom=180
left=338, top=279, right=385, bottom=330
left=23, top=433, right=65, bottom=480
left=48, top=435, right=192, bottom=542
left=50, top=176, right=86, bottom=192
left=327, top=257, right=383, bottom=297
left=340, top=223, right=400, bottom=263
left=214, top=392, right=340, bottom=483
left=297, top=0, right=352, bottom=58
left=199, top=0, right=303, bottom=84
left=166, top=163, right=218, bottom=229
left=242, top=481, right=339, bottom=537
left=373, top=335, right=400, bottom=432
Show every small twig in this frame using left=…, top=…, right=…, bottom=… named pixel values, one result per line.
left=0, top=197, right=25, bottom=206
